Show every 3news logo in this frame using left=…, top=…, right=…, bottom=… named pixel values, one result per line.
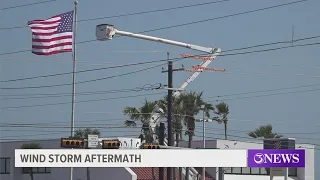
left=247, top=149, right=305, bottom=168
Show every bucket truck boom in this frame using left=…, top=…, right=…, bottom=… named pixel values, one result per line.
left=95, top=24, right=221, bottom=142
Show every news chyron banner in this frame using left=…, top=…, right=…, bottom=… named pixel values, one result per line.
left=14, top=149, right=305, bottom=168
left=247, top=149, right=305, bottom=168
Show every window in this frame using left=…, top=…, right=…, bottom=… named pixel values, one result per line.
left=224, top=167, right=297, bottom=177
left=22, top=167, right=51, bottom=174
left=0, top=158, right=10, bottom=174
left=241, top=167, right=250, bottom=174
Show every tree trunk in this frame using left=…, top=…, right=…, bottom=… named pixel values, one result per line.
left=224, top=121, right=227, bottom=140
left=185, top=135, right=192, bottom=180
left=152, top=167, right=156, bottom=180
left=87, top=167, right=91, bottom=180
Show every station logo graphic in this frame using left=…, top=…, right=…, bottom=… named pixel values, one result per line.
left=247, top=149, right=305, bottom=167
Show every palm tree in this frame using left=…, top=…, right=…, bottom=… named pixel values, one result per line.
left=248, top=124, right=283, bottom=174
left=248, top=124, right=283, bottom=139
left=157, top=94, right=184, bottom=146
left=123, top=99, right=159, bottom=143
left=123, top=99, right=159, bottom=180
left=74, top=128, right=101, bottom=180
left=157, top=94, right=185, bottom=180
left=213, top=102, right=229, bottom=140
left=176, top=91, right=206, bottom=180
left=21, top=143, right=42, bottom=180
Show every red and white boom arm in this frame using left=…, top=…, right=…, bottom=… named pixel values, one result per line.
left=96, top=24, right=221, bottom=141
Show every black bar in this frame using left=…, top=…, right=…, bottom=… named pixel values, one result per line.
left=159, top=123, right=165, bottom=180
left=167, top=60, right=173, bottom=180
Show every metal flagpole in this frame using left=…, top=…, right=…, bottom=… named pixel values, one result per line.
left=70, top=1, right=78, bottom=180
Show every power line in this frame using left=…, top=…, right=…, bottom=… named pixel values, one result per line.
left=0, top=62, right=169, bottom=89
left=0, top=128, right=318, bottom=149
left=2, top=125, right=319, bottom=135
left=219, top=42, right=320, bottom=57
left=0, top=0, right=57, bottom=11
left=0, top=35, right=319, bottom=87
left=193, top=131, right=320, bottom=142
left=206, top=83, right=320, bottom=98
left=211, top=88, right=320, bottom=102
left=0, top=83, right=162, bottom=100
left=1, top=86, right=319, bottom=110
left=0, top=60, right=165, bottom=82
left=0, top=57, right=180, bottom=83
left=0, top=0, right=308, bottom=56
left=1, top=122, right=318, bottom=142
left=138, top=0, right=308, bottom=34
left=1, top=82, right=319, bottom=102
left=0, top=92, right=165, bottom=110
left=223, top=35, right=320, bottom=52
left=0, top=0, right=232, bottom=31
left=1, top=41, right=319, bottom=90
left=1, top=35, right=319, bottom=83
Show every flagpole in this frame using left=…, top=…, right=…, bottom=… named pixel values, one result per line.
left=70, top=1, right=78, bottom=180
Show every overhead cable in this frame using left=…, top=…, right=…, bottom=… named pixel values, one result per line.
left=0, top=0, right=308, bottom=55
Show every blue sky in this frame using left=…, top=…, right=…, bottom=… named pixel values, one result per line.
left=0, top=0, right=319, bottom=177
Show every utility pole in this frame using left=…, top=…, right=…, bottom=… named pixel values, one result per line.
left=159, top=123, right=165, bottom=180
left=167, top=59, right=173, bottom=180
left=161, top=53, right=184, bottom=180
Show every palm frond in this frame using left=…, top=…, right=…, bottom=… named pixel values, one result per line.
left=124, top=120, right=137, bottom=127
left=123, top=106, right=141, bottom=121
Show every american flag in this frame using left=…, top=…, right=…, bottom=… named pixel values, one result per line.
left=28, top=11, right=74, bottom=56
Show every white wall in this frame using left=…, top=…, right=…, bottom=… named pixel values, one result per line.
left=0, top=139, right=136, bottom=180
left=296, top=144, right=315, bottom=180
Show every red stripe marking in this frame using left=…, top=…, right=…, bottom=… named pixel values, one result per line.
left=32, top=42, right=72, bottom=49
left=28, top=19, right=61, bottom=25
left=30, top=26, right=59, bottom=30
left=32, top=35, right=72, bottom=42
left=32, top=31, right=59, bottom=36
left=32, top=49, right=72, bottom=56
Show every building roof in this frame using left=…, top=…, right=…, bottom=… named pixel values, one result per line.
left=130, top=167, right=215, bottom=180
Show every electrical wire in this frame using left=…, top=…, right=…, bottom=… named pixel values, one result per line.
left=138, top=0, right=308, bottom=34
left=2, top=125, right=319, bottom=135
left=205, top=83, right=320, bottom=98
left=0, top=0, right=308, bottom=56
left=1, top=41, right=319, bottom=90
left=0, top=83, right=162, bottom=100
left=0, top=58, right=176, bottom=83
left=0, top=62, right=169, bottom=89
left=0, top=92, right=165, bottom=110
left=0, top=34, right=319, bottom=89
left=1, top=82, right=319, bottom=102
left=1, top=111, right=320, bottom=127
left=1, top=34, right=319, bottom=83
left=0, top=129, right=318, bottom=149
left=219, top=42, right=320, bottom=57
left=0, top=0, right=57, bottom=11
left=1, top=86, right=319, bottom=110
left=0, top=0, right=232, bottom=30
left=1, top=124, right=318, bottom=142
left=210, top=88, right=320, bottom=102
